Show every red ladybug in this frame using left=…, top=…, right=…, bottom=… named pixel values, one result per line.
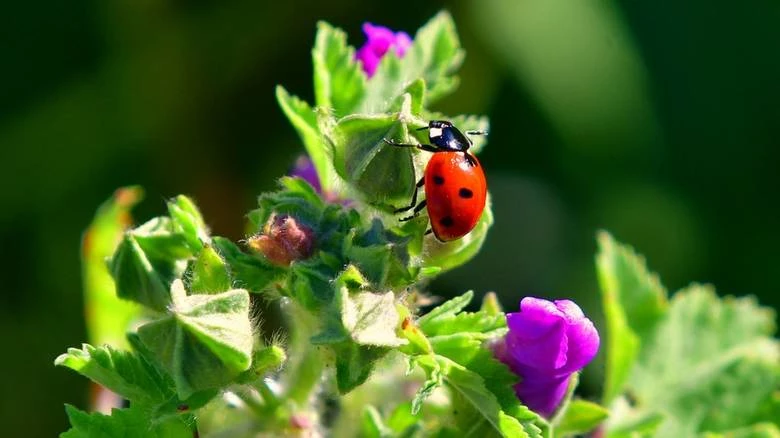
left=385, top=120, right=488, bottom=242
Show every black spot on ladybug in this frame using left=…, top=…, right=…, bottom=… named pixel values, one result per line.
left=433, top=175, right=445, bottom=185
left=439, top=216, right=454, bottom=227
left=458, top=188, right=473, bottom=199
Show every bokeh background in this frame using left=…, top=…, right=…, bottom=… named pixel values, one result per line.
left=2, top=0, right=778, bottom=435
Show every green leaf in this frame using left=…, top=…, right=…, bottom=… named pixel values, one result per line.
left=407, top=11, right=464, bottom=103
left=186, top=244, right=231, bottom=294
left=427, top=334, right=535, bottom=423
left=61, top=404, right=192, bottom=438
left=363, top=11, right=463, bottom=111
left=312, top=265, right=405, bottom=347
left=251, top=176, right=326, bottom=230
left=555, top=399, right=609, bottom=436
left=236, top=344, right=287, bottom=383
left=276, top=85, right=335, bottom=192
left=138, top=280, right=253, bottom=399
left=167, top=195, right=210, bottom=252
left=387, top=401, right=423, bottom=435
left=130, top=217, right=192, bottom=261
left=287, top=258, right=337, bottom=310
left=55, top=344, right=174, bottom=407
left=333, top=341, right=390, bottom=393
left=480, top=291, right=503, bottom=315
left=422, top=197, right=494, bottom=274
left=596, top=231, right=667, bottom=403
left=362, top=405, right=392, bottom=438
left=702, top=423, right=780, bottom=438
left=82, top=186, right=143, bottom=348
left=110, top=232, right=176, bottom=312
left=344, top=243, right=392, bottom=285
left=212, top=237, right=283, bottom=293
left=419, top=310, right=505, bottom=339
left=410, top=359, right=442, bottom=415
left=341, top=289, right=406, bottom=347
left=597, top=231, right=667, bottom=340
left=312, top=21, right=366, bottom=115
left=417, top=290, right=474, bottom=327
left=626, top=285, right=778, bottom=437
left=328, top=113, right=416, bottom=206
left=417, top=355, right=538, bottom=438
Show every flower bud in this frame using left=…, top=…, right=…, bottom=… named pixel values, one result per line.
left=247, top=214, right=315, bottom=266
left=493, top=297, right=599, bottom=418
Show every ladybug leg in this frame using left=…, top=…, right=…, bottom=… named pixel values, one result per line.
left=399, top=200, right=427, bottom=222
left=424, top=228, right=434, bottom=236
left=463, top=152, right=478, bottom=167
left=394, top=176, right=425, bottom=213
left=383, top=138, right=440, bottom=153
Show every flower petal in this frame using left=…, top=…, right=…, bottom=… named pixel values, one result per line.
left=555, top=300, right=600, bottom=373
left=505, top=297, right=568, bottom=370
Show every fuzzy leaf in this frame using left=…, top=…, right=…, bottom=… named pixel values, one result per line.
left=626, top=286, right=778, bottom=437
left=328, top=113, right=416, bottom=206
left=211, top=237, right=283, bottom=293
left=167, top=195, right=210, bottom=252
left=418, top=355, right=539, bottom=438
left=422, top=198, right=494, bottom=274
left=138, top=280, right=253, bottom=399
left=596, top=231, right=667, bottom=403
left=362, top=11, right=463, bottom=111
left=312, top=21, right=366, bottom=115
left=410, top=359, right=442, bottom=415
left=333, top=341, right=390, bottom=393
left=61, top=404, right=191, bottom=438
left=251, top=176, right=326, bottom=230
left=109, top=214, right=197, bottom=311
left=341, top=289, right=406, bottom=347
left=417, top=290, right=474, bottom=327
left=276, top=85, right=335, bottom=192
left=287, top=258, right=338, bottom=310
left=55, top=344, right=174, bottom=407
left=110, top=232, right=176, bottom=312
left=555, top=399, right=609, bottom=436
left=419, top=311, right=506, bottom=339
left=186, top=245, right=231, bottom=294
left=428, top=334, right=536, bottom=422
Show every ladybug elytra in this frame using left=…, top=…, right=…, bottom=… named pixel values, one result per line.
left=384, top=120, right=488, bottom=242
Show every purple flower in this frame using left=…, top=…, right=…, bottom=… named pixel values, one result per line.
left=493, top=297, right=600, bottom=418
left=289, top=155, right=322, bottom=193
left=289, top=155, right=349, bottom=205
left=355, top=22, right=412, bottom=77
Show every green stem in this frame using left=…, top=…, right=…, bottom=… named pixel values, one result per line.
left=231, top=387, right=266, bottom=418
left=282, top=302, right=325, bottom=406
left=256, top=378, right=281, bottom=408
left=286, top=347, right=324, bottom=405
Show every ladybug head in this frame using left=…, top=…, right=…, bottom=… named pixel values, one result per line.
left=424, top=120, right=470, bottom=152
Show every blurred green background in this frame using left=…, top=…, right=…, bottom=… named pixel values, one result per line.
left=2, top=0, right=778, bottom=435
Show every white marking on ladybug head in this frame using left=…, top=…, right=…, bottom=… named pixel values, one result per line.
left=429, top=127, right=443, bottom=138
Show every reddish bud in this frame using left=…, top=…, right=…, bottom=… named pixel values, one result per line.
left=247, top=214, right=315, bottom=266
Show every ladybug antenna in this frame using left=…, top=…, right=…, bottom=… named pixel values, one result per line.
left=465, top=130, right=488, bottom=136
left=416, top=126, right=429, bottom=131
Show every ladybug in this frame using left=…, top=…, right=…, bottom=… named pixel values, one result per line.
left=384, top=120, right=488, bottom=242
